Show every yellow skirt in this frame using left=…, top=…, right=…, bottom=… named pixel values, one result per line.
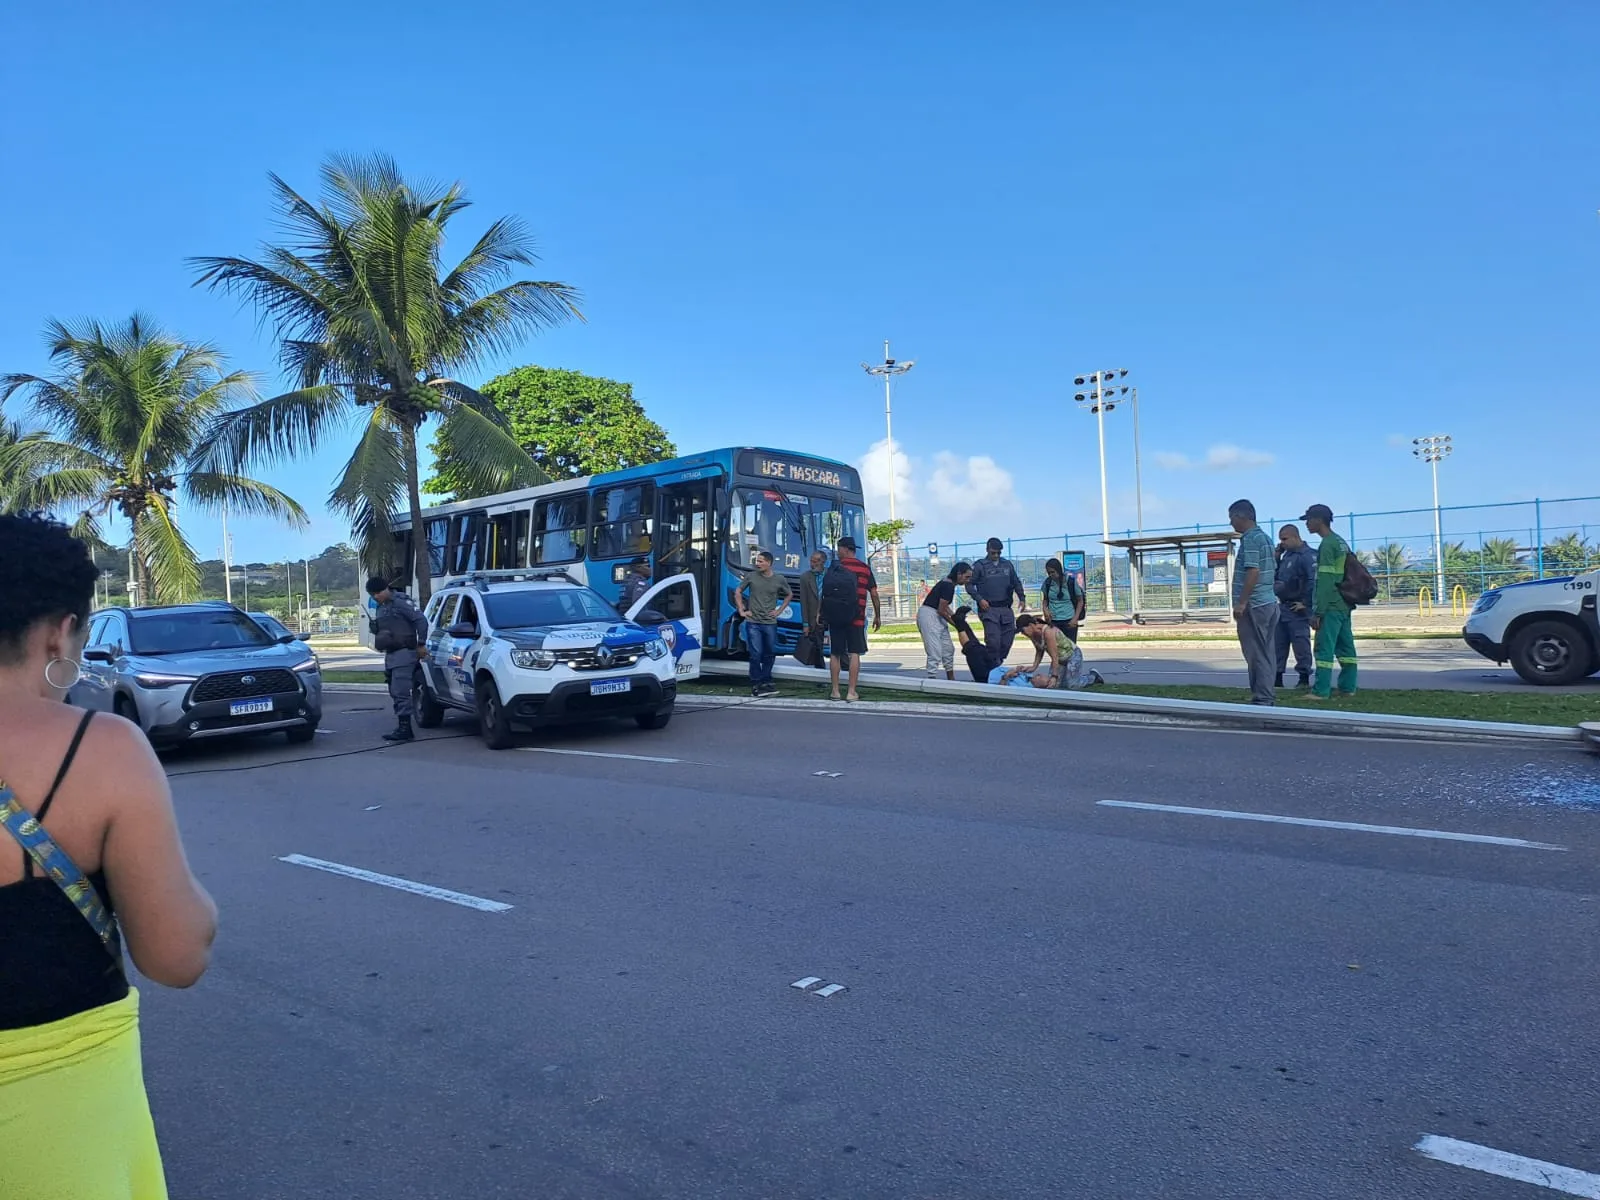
left=0, top=990, right=167, bottom=1199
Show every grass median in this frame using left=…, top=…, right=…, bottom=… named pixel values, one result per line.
left=678, top=676, right=1595, bottom=726
left=329, top=668, right=1592, bottom=727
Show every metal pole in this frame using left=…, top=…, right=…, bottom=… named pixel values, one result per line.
left=221, top=504, right=233, bottom=604
left=1131, top=386, right=1144, bottom=537
left=1432, top=456, right=1445, bottom=605
left=882, top=339, right=900, bottom=616
left=1094, top=373, right=1114, bottom=612
left=304, top=557, right=312, bottom=632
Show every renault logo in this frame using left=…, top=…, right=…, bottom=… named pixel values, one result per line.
left=241, top=675, right=256, bottom=685
left=595, top=646, right=614, bottom=668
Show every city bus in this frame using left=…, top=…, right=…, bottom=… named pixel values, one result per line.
left=369, top=447, right=866, bottom=657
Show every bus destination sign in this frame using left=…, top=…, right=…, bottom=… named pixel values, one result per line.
left=737, top=451, right=858, bottom=492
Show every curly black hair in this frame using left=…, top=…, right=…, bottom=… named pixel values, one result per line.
left=0, top=513, right=101, bottom=664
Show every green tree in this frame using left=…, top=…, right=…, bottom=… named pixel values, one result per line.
left=0, top=419, right=49, bottom=512
left=867, top=518, right=914, bottom=576
left=0, top=315, right=305, bottom=602
left=1542, top=532, right=1592, bottom=575
left=191, top=154, right=582, bottom=602
left=426, top=366, right=675, bottom=499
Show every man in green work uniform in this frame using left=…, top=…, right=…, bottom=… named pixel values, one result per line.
left=1302, top=504, right=1357, bottom=698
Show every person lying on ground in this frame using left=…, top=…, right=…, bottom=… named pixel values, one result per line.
left=951, top=606, right=1003, bottom=683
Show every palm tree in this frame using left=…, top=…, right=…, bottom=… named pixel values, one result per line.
left=0, top=315, right=306, bottom=602
left=191, top=154, right=582, bottom=602
left=1542, top=532, right=1592, bottom=575
left=0, top=419, right=48, bottom=512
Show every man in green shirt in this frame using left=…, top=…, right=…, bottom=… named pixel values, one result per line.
left=737, top=550, right=793, bottom=697
left=1303, top=503, right=1358, bottom=698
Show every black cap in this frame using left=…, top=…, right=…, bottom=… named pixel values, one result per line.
left=364, top=576, right=390, bottom=596
left=986, top=537, right=1004, bottom=551
left=837, top=536, right=858, bottom=550
left=1300, top=504, right=1334, bottom=523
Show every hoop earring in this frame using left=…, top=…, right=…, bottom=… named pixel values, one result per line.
left=44, top=657, right=82, bottom=692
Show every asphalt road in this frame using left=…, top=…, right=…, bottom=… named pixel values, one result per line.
left=137, top=693, right=1600, bottom=1198
left=315, top=640, right=1600, bottom=692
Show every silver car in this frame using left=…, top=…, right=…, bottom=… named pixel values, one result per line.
left=71, top=602, right=323, bottom=749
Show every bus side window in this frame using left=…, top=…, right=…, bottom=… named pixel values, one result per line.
left=426, top=518, right=449, bottom=577
left=592, top=483, right=654, bottom=560
left=532, top=494, right=588, bottom=564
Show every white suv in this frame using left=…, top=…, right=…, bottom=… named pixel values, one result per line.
left=412, top=570, right=703, bottom=748
left=1462, top=566, right=1600, bottom=686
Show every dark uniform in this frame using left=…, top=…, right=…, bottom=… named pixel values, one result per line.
left=371, top=588, right=429, bottom=739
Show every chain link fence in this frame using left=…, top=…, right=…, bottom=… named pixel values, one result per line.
left=874, top=494, right=1600, bottom=619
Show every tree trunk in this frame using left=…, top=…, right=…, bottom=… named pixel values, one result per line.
left=129, top=517, right=144, bottom=605
left=402, top=419, right=431, bottom=605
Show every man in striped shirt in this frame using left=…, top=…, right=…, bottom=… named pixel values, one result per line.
left=822, top=537, right=881, bottom=702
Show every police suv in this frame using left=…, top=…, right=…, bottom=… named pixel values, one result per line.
left=1462, top=566, right=1600, bottom=686
left=412, top=569, right=703, bottom=748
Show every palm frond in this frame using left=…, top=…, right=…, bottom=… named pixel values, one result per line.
left=135, top=497, right=202, bottom=603
left=329, top=408, right=408, bottom=562
left=439, top=280, right=583, bottom=370
left=183, top=471, right=309, bottom=526
left=433, top=403, right=549, bottom=497
left=190, top=385, right=353, bottom=474
left=440, top=216, right=535, bottom=299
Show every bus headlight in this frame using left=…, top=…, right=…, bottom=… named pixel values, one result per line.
left=645, top=638, right=669, bottom=660
left=510, top=648, right=556, bottom=670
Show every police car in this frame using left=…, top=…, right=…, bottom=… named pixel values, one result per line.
left=412, top=569, right=702, bottom=748
left=1462, top=566, right=1600, bottom=686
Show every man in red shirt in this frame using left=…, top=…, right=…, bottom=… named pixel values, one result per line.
left=821, top=536, right=882, bottom=703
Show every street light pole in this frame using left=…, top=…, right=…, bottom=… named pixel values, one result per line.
left=1413, top=434, right=1453, bottom=605
left=862, top=341, right=915, bottom=614
left=221, top=503, right=233, bottom=604
left=1074, top=369, right=1131, bottom=613
left=1131, top=386, right=1144, bottom=537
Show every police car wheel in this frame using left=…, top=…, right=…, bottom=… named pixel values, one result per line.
left=412, top=669, right=445, bottom=728
left=476, top=677, right=516, bottom=749
left=1508, top=620, right=1590, bottom=687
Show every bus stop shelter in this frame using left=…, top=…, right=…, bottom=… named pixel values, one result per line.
left=1104, top=531, right=1241, bottom=623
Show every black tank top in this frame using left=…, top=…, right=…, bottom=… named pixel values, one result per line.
left=0, top=712, right=129, bottom=1030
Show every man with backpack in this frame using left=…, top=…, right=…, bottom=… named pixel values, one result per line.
left=821, top=537, right=881, bottom=702
left=1303, top=503, right=1359, bottom=698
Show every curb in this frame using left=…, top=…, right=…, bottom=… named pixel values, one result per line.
left=699, top=661, right=1578, bottom=747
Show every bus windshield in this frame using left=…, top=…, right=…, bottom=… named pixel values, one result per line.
left=728, top=489, right=866, bottom=568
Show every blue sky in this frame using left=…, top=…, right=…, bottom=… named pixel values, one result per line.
left=3, top=0, right=1597, bottom=564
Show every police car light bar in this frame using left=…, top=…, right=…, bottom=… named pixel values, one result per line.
left=447, top=569, right=581, bottom=589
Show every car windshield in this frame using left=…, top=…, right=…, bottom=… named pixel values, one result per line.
left=728, top=490, right=866, bottom=569
left=250, top=612, right=289, bottom=638
left=483, top=588, right=622, bottom=630
left=128, top=610, right=275, bottom=655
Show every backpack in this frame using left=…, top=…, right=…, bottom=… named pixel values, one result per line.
left=1337, top=548, right=1379, bottom=607
left=821, top=563, right=857, bottom=608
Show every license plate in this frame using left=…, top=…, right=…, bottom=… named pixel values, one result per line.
left=230, top=698, right=274, bottom=716
left=589, top=679, right=630, bottom=697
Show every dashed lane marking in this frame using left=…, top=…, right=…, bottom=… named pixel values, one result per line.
left=1415, top=1134, right=1600, bottom=1196
left=278, top=854, right=514, bottom=912
left=1096, top=800, right=1568, bottom=851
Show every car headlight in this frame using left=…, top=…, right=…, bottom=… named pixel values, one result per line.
left=134, top=672, right=198, bottom=689
left=1471, top=592, right=1501, bottom=615
left=510, top=648, right=557, bottom=670
left=645, top=638, right=669, bottom=660
left=292, top=657, right=321, bottom=674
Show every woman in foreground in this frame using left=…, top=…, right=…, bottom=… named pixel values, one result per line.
left=0, top=513, right=217, bottom=1199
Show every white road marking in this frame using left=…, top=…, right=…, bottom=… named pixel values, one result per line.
left=791, top=977, right=822, bottom=990
left=519, top=747, right=680, bottom=764
left=1415, top=1134, right=1600, bottom=1196
left=278, top=854, right=514, bottom=912
left=812, top=770, right=843, bottom=778
left=363, top=805, right=382, bottom=811
left=1096, top=800, right=1568, bottom=850
left=814, top=984, right=846, bottom=998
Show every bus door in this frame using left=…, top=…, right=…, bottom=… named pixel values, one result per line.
left=655, top=477, right=715, bottom=637
left=486, top=508, right=530, bottom=570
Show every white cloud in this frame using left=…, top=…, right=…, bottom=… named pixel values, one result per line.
left=1152, top=443, right=1276, bottom=472
left=856, top=439, right=1022, bottom=528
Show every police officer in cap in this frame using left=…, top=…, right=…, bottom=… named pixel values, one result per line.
left=366, top=576, right=430, bottom=742
left=618, top=556, right=653, bottom=611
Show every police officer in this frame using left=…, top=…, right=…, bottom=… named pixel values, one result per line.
left=617, top=556, right=653, bottom=611
left=366, top=576, right=430, bottom=742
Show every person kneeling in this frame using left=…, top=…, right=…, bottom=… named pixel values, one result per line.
left=1015, top=613, right=1103, bottom=690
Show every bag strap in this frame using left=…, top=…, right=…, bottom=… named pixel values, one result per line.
left=0, top=782, right=120, bottom=952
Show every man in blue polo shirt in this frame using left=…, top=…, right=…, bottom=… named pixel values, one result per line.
left=1228, top=499, right=1279, bottom=706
